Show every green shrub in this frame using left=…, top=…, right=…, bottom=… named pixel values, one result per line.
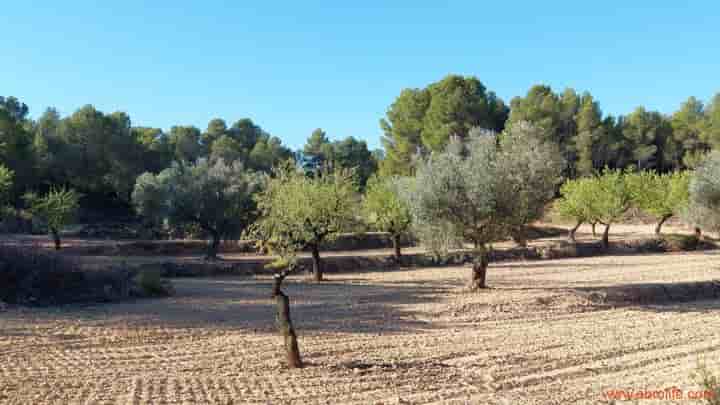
left=692, top=362, right=720, bottom=405
left=134, top=269, right=174, bottom=297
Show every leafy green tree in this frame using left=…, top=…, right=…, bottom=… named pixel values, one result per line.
left=132, top=159, right=261, bottom=259
left=0, top=165, right=13, bottom=198
left=362, top=175, right=412, bottom=261
left=622, top=107, right=673, bottom=171
left=627, top=171, right=690, bottom=235
left=404, top=127, right=557, bottom=290
left=251, top=164, right=357, bottom=281
left=672, top=97, right=709, bottom=168
left=574, top=93, right=604, bottom=177
left=168, top=126, right=204, bottom=163
left=379, top=75, right=507, bottom=176
left=209, top=135, right=244, bottom=163
left=379, top=88, right=430, bottom=176
left=684, top=151, right=720, bottom=237
left=24, top=187, right=80, bottom=250
left=303, top=128, right=332, bottom=161
left=497, top=122, right=565, bottom=246
left=131, top=126, right=173, bottom=173
left=0, top=165, right=14, bottom=219
left=555, top=177, right=601, bottom=242
left=202, top=118, right=228, bottom=148
left=508, top=86, right=576, bottom=172
left=592, top=169, right=634, bottom=248
left=703, top=93, right=720, bottom=150
left=422, top=75, right=508, bottom=151
left=0, top=100, right=35, bottom=194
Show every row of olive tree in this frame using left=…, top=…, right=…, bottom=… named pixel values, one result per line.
left=555, top=169, right=691, bottom=247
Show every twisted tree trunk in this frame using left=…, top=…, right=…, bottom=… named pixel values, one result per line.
left=601, top=223, right=611, bottom=249
left=568, top=220, right=582, bottom=243
left=272, top=273, right=302, bottom=368
left=655, top=214, right=672, bottom=235
left=391, top=234, right=402, bottom=263
left=51, top=228, right=61, bottom=250
left=310, top=244, right=323, bottom=282
left=206, top=228, right=221, bottom=260
left=469, top=244, right=489, bottom=290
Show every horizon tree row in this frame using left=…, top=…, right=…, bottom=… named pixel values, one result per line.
left=380, top=75, right=720, bottom=178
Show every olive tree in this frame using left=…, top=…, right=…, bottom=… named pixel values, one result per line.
left=496, top=122, right=564, bottom=246
left=132, top=158, right=261, bottom=259
left=555, top=177, right=601, bottom=242
left=684, top=151, right=720, bottom=237
left=24, top=187, right=80, bottom=250
left=361, top=175, right=412, bottom=261
left=627, top=170, right=690, bottom=235
left=251, top=164, right=357, bottom=281
left=403, top=124, right=561, bottom=290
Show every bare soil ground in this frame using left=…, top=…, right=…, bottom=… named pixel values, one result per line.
left=1, top=223, right=719, bottom=404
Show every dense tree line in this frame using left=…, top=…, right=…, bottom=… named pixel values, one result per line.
left=0, top=97, right=378, bottom=214
left=380, top=75, right=720, bottom=177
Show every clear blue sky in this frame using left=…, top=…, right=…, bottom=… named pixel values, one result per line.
left=1, top=1, right=718, bottom=150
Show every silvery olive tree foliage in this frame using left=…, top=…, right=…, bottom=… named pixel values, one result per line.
left=684, top=151, right=720, bottom=236
left=402, top=122, right=562, bottom=290
left=495, top=122, right=565, bottom=246
left=132, top=158, right=262, bottom=259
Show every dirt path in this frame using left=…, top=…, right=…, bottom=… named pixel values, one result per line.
left=1, top=250, right=719, bottom=404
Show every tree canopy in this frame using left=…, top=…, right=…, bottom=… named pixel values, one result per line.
left=250, top=164, right=357, bottom=281
left=403, top=123, right=560, bottom=289
left=362, top=175, right=413, bottom=261
left=132, top=159, right=262, bottom=259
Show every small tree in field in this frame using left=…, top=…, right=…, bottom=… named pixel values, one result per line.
left=685, top=151, right=720, bottom=237
left=627, top=170, right=690, bottom=235
left=592, top=169, right=633, bottom=248
left=24, top=187, right=80, bottom=250
left=404, top=126, right=560, bottom=290
left=251, top=163, right=356, bottom=281
left=132, top=159, right=261, bottom=260
left=362, top=175, right=412, bottom=262
left=555, top=177, right=601, bottom=242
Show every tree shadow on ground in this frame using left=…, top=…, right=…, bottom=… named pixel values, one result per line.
left=0, top=276, right=449, bottom=336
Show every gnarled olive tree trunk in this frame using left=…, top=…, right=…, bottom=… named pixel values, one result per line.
left=469, top=244, right=489, bottom=290
left=568, top=220, right=582, bottom=243
left=391, top=234, right=402, bottom=263
left=655, top=214, right=672, bottom=235
left=601, top=223, right=611, bottom=249
left=310, top=243, right=323, bottom=281
left=272, top=273, right=302, bottom=368
left=205, top=228, right=221, bottom=260
left=50, top=227, right=61, bottom=250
